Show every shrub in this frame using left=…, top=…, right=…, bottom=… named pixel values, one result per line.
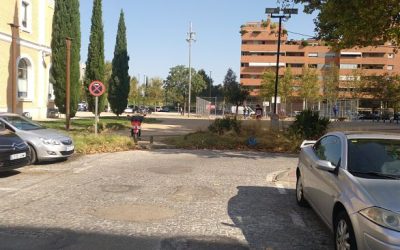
left=288, top=110, right=330, bottom=140
left=208, top=117, right=241, bottom=135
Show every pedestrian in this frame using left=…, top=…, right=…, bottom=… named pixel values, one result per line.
left=180, top=106, right=184, bottom=116
left=243, top=106, right=248, bottom=119
left=333, top=105, right=338, bottom=118
left=255, top=104, right=263, bottom=120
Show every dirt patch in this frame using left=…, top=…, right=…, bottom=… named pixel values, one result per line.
left=169, top=185, right=218, bottom=202
left=94, top=204, right=176, bottom=222
left=100, top=185, right=141, bottom=193
left=147, top=166, right=193, bottom=175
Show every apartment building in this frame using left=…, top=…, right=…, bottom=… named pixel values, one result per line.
left=240, top=20, right=400, bottom=111
left=0, top=0, right=54, bottom=119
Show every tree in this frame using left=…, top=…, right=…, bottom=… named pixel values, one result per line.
left=223, top=68, right=249, bottom=117
left=128, top=76, right=140, bottom=105
left=346, top=69, right=369, bottom=100
left=198, top=69, right=213, bottom=97
left=260, top=70, right=275, bottom=101
left=322, top=63, right=339, bottom=114
left=299, top=66, right=320, bottom=109
left=280, top=66, right=294, bottom=108
left=108, top=10, right=130, bottom=116
left=369, top=74, right=400, bottom=109
left=288, top=0, right=400, bottom=49
left=164, top=65, right=206, bottom=111
left=50, top=0, right=81, bottom=117
left=144, top=77, right=164, bottom=106
left=84, top=0, right=105, bottom=114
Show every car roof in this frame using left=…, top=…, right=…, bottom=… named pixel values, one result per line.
left=334, top=131, right=400, bottom=140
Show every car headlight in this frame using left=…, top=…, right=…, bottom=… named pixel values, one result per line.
left=40, top=137, right=61, bottom=145
left=360, top=207, right=400, bottom=232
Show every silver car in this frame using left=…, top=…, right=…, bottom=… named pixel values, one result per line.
left=0, top=113, right=74, bottom=164
left=296, top=132, right=400, bottom=250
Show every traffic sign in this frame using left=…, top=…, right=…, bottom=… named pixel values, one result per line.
left=89, top=81, right=105, bottom=97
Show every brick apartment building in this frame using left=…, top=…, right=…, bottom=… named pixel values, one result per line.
left=240, top=19, right=400, bottom=116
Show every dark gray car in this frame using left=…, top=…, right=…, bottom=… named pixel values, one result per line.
left=0, top=113, right=74, bottom=164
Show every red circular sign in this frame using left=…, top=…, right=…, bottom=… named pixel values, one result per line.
left=89, top=81, right=105, bottom=97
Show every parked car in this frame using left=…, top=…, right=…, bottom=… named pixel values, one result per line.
left=0, top=113, right=74, bottom=164
left=296, top=131, right=400, bottom=249
left=77, top=102, right=88, bottom=111
left=159, top=106, right=170, bottom=112
left=124, top=105, right=138, bottom=113
left=0, top=120, right=30, bottom=171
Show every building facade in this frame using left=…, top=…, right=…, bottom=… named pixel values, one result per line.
left=240, top=20, right=400, bottom=113
left=0, top=0, right=54, bottom=119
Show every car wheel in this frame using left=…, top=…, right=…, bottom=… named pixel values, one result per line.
left=28, top=144, right=37, bottom=165
left=296, top=173, right=308, bottom=207
left=334, top=211, right=357, bottom=250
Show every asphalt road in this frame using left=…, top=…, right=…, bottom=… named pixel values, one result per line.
left=0, top=150, right=333, bottom=250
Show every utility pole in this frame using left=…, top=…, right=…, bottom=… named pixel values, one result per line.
left=186, top=22, right=196, bottom=117
left=209, top=71, right=212, bottom=98
left=65, top=37, right=72, bottom=131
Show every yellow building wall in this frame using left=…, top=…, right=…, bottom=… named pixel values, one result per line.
left=0, top=0, right=54, bottom=119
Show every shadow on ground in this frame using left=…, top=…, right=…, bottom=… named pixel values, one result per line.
left=0, top=226, right=248, bottom=250
left=228, top=186, right=333, bottom=250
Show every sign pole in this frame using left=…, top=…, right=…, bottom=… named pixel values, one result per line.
left=95, top=96, right=98, bottom=136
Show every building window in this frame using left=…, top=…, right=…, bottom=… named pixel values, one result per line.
left=20, top=0, right=31, bottom=32
left=308, top=64, right=317, bottom=68
left=388, top=65, right=394, bottom=70
left=286, top=52, right=305, bottom=57
left=308, top=52, right=318, bottom=57
left=340, top=64, right=359, bottom=69
left=388, top=53, right=394, bottom=59
left=18, top=59, right=29, bottom=98
left=362, top=64, right=385, bottom=70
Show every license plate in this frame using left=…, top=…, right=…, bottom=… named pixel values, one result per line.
left=10, top=152, right=26, bottom=160
left=66, top=146, right=74, bottom=151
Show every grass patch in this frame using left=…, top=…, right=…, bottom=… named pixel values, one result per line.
left=72, top=133, right=136, bottom=154
left=39, top=116, right=160, bottom=132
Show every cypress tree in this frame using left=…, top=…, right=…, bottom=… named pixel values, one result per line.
left=50, top=0, right=81, bottom=117
left=84, top=0, right=105, bottom=113
left=108, top=10, right=130, bottom=115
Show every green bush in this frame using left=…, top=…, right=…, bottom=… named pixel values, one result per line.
left=288, top=110, right=330, bottom=140
left=208, top=117, right=241, bottom=135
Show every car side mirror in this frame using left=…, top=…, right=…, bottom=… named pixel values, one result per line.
left=316, top=160, right=336, bottom=172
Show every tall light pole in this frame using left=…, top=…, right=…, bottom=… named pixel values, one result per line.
left=9, top=23, right=19, bottom=113
left=186, top=22, right=196, bottom=117
left=209, top=71, right=212, bottom=98
left=265, top=7, right=297, bottom=115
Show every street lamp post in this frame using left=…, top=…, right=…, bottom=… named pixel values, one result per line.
left=186, top=22, right=196, bottom=117
left=265, top=7, right=298, bottom=115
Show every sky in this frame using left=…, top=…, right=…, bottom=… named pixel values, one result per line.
left=80, top=0, right=318, bottom=86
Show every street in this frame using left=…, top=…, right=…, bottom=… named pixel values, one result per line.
left=0, top=150, right=332, bottom=250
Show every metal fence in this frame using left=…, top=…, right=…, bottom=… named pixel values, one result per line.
left=196, top=97, right=217, bottom=117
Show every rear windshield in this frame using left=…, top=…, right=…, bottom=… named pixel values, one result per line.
left=2, top=116, right=44, bottom=131
left=348, top=139, right=400, bottom=178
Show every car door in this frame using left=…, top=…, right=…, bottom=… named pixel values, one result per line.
left=308, top=135, right=342, bottom=225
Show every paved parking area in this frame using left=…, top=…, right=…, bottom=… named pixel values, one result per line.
left=0, top=150, right=332, bottom=249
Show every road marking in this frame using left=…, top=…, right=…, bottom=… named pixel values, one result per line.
left=25, top=167, right=69, bottom=172
left=73, top=165, right=94, bottom=174
left=290, top=211, right=306, bottom=228
left=275, top=183, right=287, bottom=194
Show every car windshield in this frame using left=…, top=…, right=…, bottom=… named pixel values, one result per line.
left=2, top=115, right=45, bottom=131
left=348, top=139, right=400, bottom=178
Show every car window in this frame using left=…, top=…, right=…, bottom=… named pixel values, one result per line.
left=348, top=139, right=400, bottom=177
left=2, top=116, right=44, bottom=131
left=0, top=120, right=5, bottom=131
left=314, top=136, right=342, bottom=167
